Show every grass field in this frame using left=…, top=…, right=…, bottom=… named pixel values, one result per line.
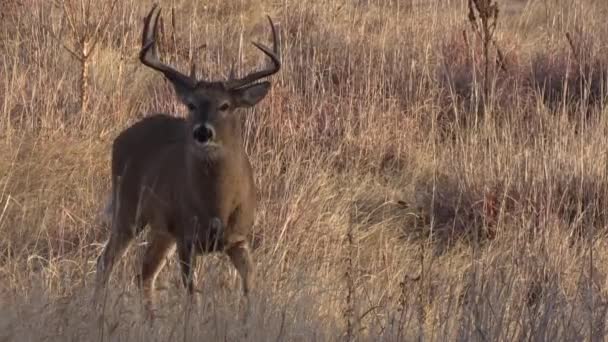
left=1, top=0, right=608, bottom=340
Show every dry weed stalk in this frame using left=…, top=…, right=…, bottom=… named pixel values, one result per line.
left=466, top=0, right=506, bottom=107
left=344, top=227, right=356, bottom=341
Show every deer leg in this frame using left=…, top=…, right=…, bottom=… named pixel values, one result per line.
left=226, top=240, right=255, bottom=297
left=95, top=227, right=136, bottom=301
left=137, top=231, right=176, bottom=317
left=177, top=240, right=196, bottom=296
left=95, top=190, right=145, bottom=304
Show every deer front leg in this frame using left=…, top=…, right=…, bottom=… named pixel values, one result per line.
left=224, top=208, right=254, bottom=297
left=137, top=231, right=176, bottom=318
left=177, top=240, right=196, bottom=296
left=226, top=239, right=255, bottom=324
left=226, top=240, right=255, bottom=297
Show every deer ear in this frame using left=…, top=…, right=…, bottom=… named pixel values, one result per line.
left=169, top=80, right=195, bottom=105
left=232, top=82, right=271, bottom=108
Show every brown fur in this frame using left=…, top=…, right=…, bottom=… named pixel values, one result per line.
left=94, top=4, right=280, bottom=315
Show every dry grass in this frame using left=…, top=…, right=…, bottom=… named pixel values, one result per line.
left=2, top=0, right=608, bottom=340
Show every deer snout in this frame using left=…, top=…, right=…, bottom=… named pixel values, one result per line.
left=192, top=123, right=216, bottom=144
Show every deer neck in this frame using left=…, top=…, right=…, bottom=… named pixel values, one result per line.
left=183, top=142, right=246, bottom=224
left=185, top=140, right=246, bottom=181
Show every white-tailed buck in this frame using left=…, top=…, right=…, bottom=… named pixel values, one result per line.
left=95, top=4, right=280, bottom=313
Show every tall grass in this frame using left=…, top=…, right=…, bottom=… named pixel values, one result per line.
left=1, top=0, right=608, bottom=340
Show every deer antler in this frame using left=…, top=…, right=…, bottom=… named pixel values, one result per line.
left=139, top=4, right=195, bottom=88
left=224, top=16, right=281, bottom=89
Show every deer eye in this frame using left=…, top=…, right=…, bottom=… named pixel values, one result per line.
left=218, top=103, right=230, bottom=111
left=187, top=103, right=196, bottom=111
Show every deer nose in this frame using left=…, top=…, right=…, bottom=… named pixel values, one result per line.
left=192, top=123, right=215, bottom=144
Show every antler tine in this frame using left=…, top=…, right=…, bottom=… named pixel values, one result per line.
left=225, top=15, right=281, bottom=89
left=139, top=4, right=195, bottom=88
left=140, top=4, right=158, bottom=53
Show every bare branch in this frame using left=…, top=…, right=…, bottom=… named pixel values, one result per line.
left=39, top=22, right=83, bottom=61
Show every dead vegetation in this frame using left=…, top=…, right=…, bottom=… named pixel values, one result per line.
left=1, top=0, right=608, bottom=340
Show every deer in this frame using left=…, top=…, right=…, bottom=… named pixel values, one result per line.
left=94, top=3, right=280, bottom=315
